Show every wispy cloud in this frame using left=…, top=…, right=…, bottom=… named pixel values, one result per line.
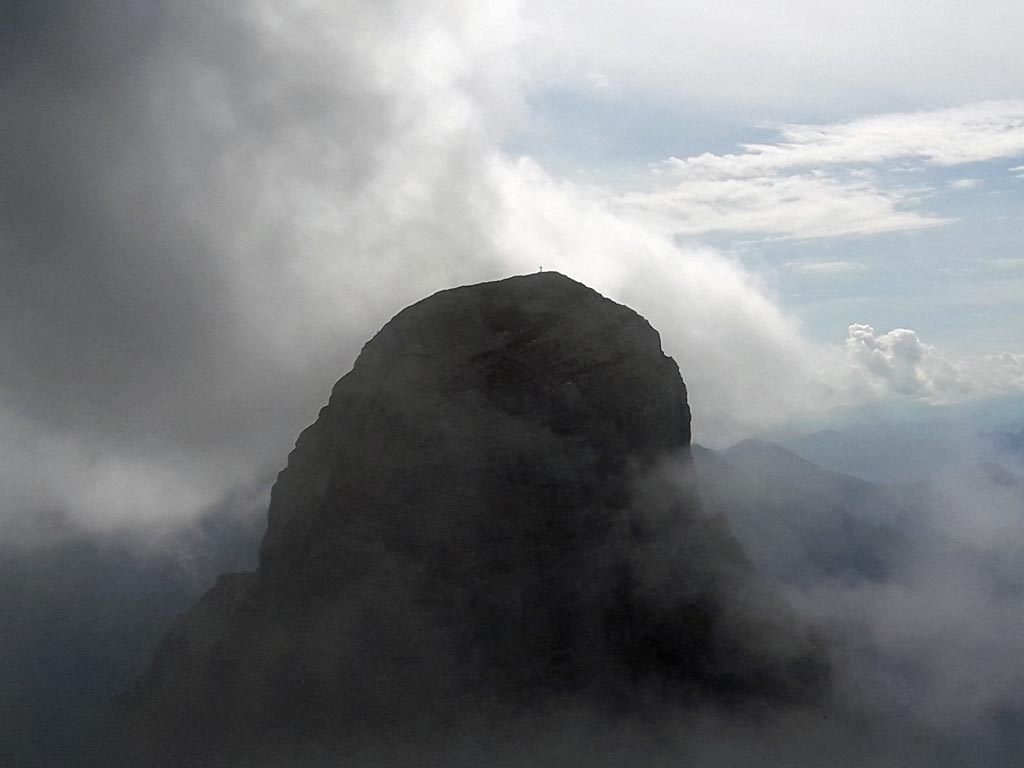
left=670, top=101, right=1024, bottom=177
left=617, top=171, right=946, bottom=239
left=949, top=178, right=981, bottom=190
left=614, top=100, right=1024, bottom=240
left=785, top=260, right=867, bottom=275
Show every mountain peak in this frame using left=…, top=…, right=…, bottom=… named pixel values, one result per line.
left=114, top=275, right=828, bottom=766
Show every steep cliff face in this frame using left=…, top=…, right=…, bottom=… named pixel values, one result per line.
left=114, top=273, right=828, bottom=766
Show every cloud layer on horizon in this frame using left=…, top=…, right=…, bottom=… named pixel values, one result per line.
left=843, top=325, right=1024, bottom=404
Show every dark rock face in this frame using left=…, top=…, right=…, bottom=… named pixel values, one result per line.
left=114, top=273, right=828, bottom=766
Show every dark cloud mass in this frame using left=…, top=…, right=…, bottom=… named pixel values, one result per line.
left=3, top=1, right=259, bottom=445
left=1, top=0, right=514, bottom=529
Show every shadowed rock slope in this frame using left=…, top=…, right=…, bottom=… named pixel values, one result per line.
left=113, top=273, right=828, bottom=766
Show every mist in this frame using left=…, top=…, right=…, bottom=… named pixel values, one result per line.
left=0, top=491, right=265, bottom=767
left=2, top=0, right=954, bottom=538
left=4, top=1, right=1024, bottom=766
left=695, top=430, right=1024, bottom=766
left=7, top=418, right=1023, bottom=766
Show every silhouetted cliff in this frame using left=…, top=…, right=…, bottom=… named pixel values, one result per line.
left=113, top=273, right=828, bottom=766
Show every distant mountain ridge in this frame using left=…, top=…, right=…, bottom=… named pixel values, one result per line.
left=773, top=417, right=1024, bottom=484
left=694, top=440, right=916, bottom=585
left=697, top=436, right=1024, bottom=588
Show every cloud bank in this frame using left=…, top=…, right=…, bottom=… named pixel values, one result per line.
left=843, top=324, right=1024, bottom=404
left=2, top=0, right=1023, bottom=535
left=0, top=0, right=823, bottom=533
left=695, top=438, right=1024, bottom=766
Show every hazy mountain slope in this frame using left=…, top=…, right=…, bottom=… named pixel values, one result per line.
left=774, top=405, right=1024, bottom=484
left=694, top=440, right=917, bottom=584
left=0, top=505, right=263, bottom=768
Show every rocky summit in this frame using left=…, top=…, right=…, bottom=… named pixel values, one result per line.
left=113, top=273, right=828, bottom=766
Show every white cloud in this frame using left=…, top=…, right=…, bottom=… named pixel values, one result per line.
left=616, top=170, right=946, bottom=239
left=0, top=403, right=243, bottom=532
left=610, top=101, right=1024, bottom=240
left=584, top=71, right=615, bottom=91
left=664, top=101, right=1024, bottom=179
left=521, top=0, right=1024, bottom=113
left=975, top=352, right=1024, bottom=392
left=845, top=325, right=970, bottom=402
left=949, top=178, right=981, bottom=190
left=841, top=324, right=1024, bottom=404
left=758, top=101, right=1024, bottom=170
left=785, top=260, right=867, bottom=275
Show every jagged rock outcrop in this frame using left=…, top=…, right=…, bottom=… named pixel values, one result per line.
left=113, top=273, right=828, bottom=766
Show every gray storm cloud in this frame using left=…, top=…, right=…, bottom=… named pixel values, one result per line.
left=1, top=0, right=520, bottom=529
left=1, top=0, right=836, bottom=533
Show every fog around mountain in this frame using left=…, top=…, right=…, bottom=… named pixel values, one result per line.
left=2, top=266, right=1020, bottom=766
left=698, top=439, right=1024, bottom=764
left=4, top=2, right=1023, bottom=765
left=0, top=503, right=264, bottom=767
left=4, top=416, right=1023, bottom=766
